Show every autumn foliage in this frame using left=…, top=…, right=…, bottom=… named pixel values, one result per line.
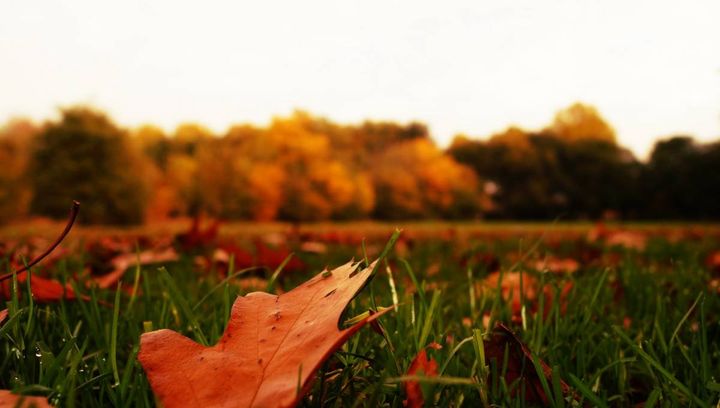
left=1, top=102, right=719, bottom=224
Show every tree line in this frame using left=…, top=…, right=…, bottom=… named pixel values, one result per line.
left=0, top=103, right=718, bottom=224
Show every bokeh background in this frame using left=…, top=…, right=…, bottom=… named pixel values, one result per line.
left=1, top=0, right=718, bottom=224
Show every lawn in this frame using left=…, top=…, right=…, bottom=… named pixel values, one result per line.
left=1, top=221, right=719, bottom=407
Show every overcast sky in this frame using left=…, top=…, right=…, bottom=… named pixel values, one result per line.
left=1, top=0, right=718, bottom=158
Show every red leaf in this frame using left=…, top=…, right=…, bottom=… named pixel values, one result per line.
left=479, top=272, right=573, bottom=320
left=253, top=239, right=305, bottom=273
left=175, top=216, right=221, bottom=252
left=139, top=260, right=390, bottom=408
left=706, top=250, right=720, bottom=277
left=0, top=390, right=51, bottom=407
left=483, top=323, right=572, bottom=404
left=0, top=274, right=83, bottom=303
left=0, top=201, right=84, bottom=304
left=404, top=343, right=442, bottom=408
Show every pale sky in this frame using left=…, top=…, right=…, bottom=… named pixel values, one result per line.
left=1, top=0, right=718, bottom=158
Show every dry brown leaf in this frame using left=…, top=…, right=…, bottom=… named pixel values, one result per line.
left=139, top=260, right=389, bottom=408
left=483, top=323, right=572, bottom=404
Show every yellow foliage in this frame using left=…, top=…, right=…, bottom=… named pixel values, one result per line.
left=0, top=118, right=36, bottom=220
left=247, top=163, right=286, bottom=221
left=165, top=154, right=199, bottom=216
left=373, top=139, right=480, bottom=218
left=550, top=103, right=616, bottom=143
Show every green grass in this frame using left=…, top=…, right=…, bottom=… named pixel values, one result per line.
left=1, top=229, right=719, bottom=407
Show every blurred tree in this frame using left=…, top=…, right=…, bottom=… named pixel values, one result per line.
left=450, top=128, right=553, bottom=218
left=144, top=123, right=215, bottom=218
left=30, top=107, right=150, bottom=224
left=132, top=125, right=170, bottom=170
left=356, top=120, right=429, bottom=156
left=246, top=162, right=287, bottom=220
left=164, top=154, right=200, bottom=217
left=549, top=103, right=616, bottom=143
left=172, top=123, right=214, bottom=155
left=194, top=138, right=256, bottom=219
left=0, top=118, right=37, bottom=223
left=530, top=134, right=640, bottom=218
left=269, top=114, right=371, bottom=221
left=130, top=125, right=173, bottom=221
left=373, top=138, right=482, bottom=219
left=222, top=124, right=287, bottom=220
left=642, top=136, right=720, bottom=219
left=449, top=126, right=639, bottom=219
left=12, top=103, right=716, bottom=222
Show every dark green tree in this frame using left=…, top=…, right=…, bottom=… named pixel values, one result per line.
left=448, top=130, right=640, bottom=219
left=30, top=107, right=149, bottom=224
left=642, top=136, right=720, bottom=219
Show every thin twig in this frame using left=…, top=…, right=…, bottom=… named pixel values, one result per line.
left=0, top=200, right=80, bottom=282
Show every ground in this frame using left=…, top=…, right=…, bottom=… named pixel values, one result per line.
left=0, top=221, right=719, bottom=407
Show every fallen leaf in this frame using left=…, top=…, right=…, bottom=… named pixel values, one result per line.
left=588, top=223, right=647, bottom=251
left=425, top=262, right=441, bottom=277
left=480, top=272, right=538, bottom=316
left=139, top=260, right=389, bottom=408
left=706, top=250, right=720, bottom=276
left=403, top=343, right=442, bottom=408
left=253, top=240, right=305, bottom=273
left=299, top=241, right=327, bottom=254
left=0, top=201, right=83, bottom=304
left=479, top=272, right=573, bottom=320
left=5, top=241, right=68, bottom=276
left=606, top=231, right=646, bottom=251
left=209, top=244, right=254, bottom=276
left=0, top=274, right=83, bottom=303
left=232, top=277, right=272, bottom=292
left=0, top=390, right=51, bottom=407
left=709, top=278, right=720, bottom=294
left=175, top=216, right=221, bottom=252
left=0, top=201, right=79, bottom=284
left=92, top=248, right=179, bottom=289
left=483, top=323, right=572, bottom=404
left=533, top=257, right=580, bottom=274
left=482, top=313, right=492, bottom=329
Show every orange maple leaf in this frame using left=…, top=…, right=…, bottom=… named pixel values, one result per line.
left=139, top=260, right=389, bottom=408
